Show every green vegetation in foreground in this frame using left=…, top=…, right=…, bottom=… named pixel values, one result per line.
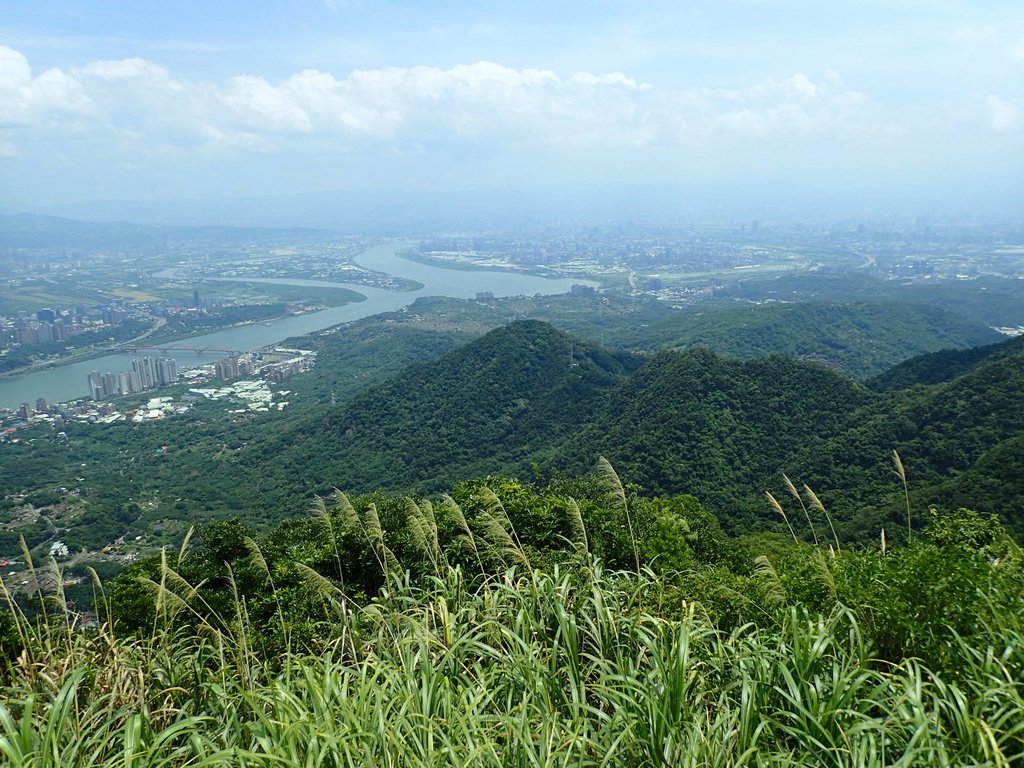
left=1, top=482, right=1022, bottom=766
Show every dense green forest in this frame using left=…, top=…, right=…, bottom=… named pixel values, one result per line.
left=296, top=293, right=1001, bottom=381
left=2, top=290, right=1024, bottom=765
left=596, top=301, right=1000, bottom=378
left=258, top=320, right=1024, bottom=539
left=869, top=333, right=1024, bottom=390
left=3, top=305, right=1024, bottom=565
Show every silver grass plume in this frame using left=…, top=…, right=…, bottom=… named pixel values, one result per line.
left=177, top=525, right=195, bottom=564
left=597, top=456, right=640, bottom=572
left=405, top=497, right=438, bottom=572
left=363, top=503, right=400, bottom=576
left=783, top=473, right=818, bottom=547
left=477, top=486, right=530, bottom=569
left=440, top=493, right=484, bottom=574
left=892, top=450, right=912, bottom=541
left=802, top=484, right=840, bottom=553
left=765, top=491, right=798, bottom=543
left=566, top=497, right=589, bottom=560
left=330, top=489, right=361, bottom=533
left=477, top=511, right=529, bottom=569
left=753, top=555, right=785, bottom=608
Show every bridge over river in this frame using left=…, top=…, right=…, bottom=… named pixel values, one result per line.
left=100, top=345, right=243, bottom=357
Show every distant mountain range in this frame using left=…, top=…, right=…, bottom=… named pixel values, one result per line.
left=0, top=213, right=329, bottom=249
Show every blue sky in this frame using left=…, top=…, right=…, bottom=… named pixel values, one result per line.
left=1, top=1, right=1022, bottom=216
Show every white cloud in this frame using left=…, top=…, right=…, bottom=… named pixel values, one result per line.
left=0, top=46, right=31, bottom=91
left=0, top=45, right=95, bottom=127
left=0, top=45, right=872, bottom=161
left=660, top=73, right=866, bottom=143
left=79, top=57, right=174, bottom=83
left=222, top=74, right=316, bottom=132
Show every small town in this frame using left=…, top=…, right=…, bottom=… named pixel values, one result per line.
left=0, top=347, right=316, bottom=437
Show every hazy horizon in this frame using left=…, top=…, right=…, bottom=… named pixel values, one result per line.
left=2, top=1, right=1022, bottom=223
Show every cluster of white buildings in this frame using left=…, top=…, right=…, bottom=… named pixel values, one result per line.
left=190, top=380, right=290, bottom=413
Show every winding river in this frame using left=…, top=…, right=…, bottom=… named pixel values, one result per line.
left=0, top=242, right=590, bottom=408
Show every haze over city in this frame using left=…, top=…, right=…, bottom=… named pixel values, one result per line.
left=1, top=0, right=1022, bottom=224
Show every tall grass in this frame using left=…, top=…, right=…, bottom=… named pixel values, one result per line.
left=2, top=561, right=1022, bottom=767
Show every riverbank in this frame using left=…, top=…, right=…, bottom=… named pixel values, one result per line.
left=0, top=298, right=365, bottom=382
left=0, top=241, right=590, bottom=408
left=400, top=248, right=560, bottom=277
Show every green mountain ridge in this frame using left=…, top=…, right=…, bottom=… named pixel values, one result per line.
left=795, top=346, right=1024, bottom=536
left=868, top=332, right=1024, bottom=390
left=260, top=320, right=1024, bottom=539
left=716, top=272, right=1024, bottom=327
left=602, top=300, right=1001, bottom=379
left=288, top=295, right=1001, bottom=394
left=554, top=348, right=872, bottom=515
left=274, top=320, right=642, bottom=494
left=0, top=212, right=328, bottom=248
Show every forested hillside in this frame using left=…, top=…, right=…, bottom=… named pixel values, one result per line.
left=799, top=346, right=1024, bottom=538
left=716, top=272, right=1024, bottom=326
left=600, top=301, right=1000, bottom=379
left=554, top=348, right=871, bottom=515
left=289, top=295, right=1002, bottom=393
left=260, top=321, right=1024, bottom=539
left=275, top=320, right=641, bottom=492
left=869, top=333, right=1024, bottom=390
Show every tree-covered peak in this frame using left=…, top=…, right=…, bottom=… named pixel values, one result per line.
left=869, top=333, right=1024, bottom=391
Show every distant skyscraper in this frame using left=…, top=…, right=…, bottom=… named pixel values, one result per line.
left=133, top=357, right=158, bottom=389
left=156, top=357, right=177, bottom=386
left=132, top=358, right=147, bottom=388
left=101, top=372, right=119, bottom=399
left=215, top=358, right=239, bottom=380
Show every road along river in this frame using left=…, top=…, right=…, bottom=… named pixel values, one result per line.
left=0, top=242, right=591, bottom=408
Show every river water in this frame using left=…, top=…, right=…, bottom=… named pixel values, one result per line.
left=0, top=242, right=589, bottom=408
